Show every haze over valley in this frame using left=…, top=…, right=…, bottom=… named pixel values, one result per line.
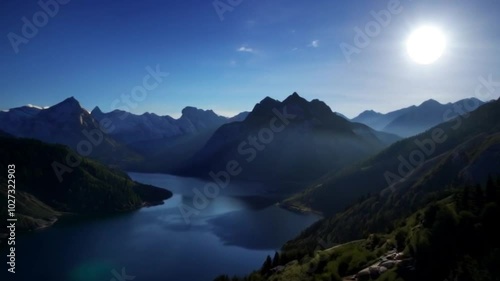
left=1, top=0, right=500, bottom=280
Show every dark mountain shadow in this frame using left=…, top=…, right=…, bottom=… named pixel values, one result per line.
left=208, top=207, right=320, bottom=250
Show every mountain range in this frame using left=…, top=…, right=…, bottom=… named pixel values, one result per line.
left=0, top=97, right=248, bottom=171
left=90, top=105, right=249, bottom=171
left=0, top=97, right=142, bottom=166
left=352, top=98, right=484, bottom=137
left=91, top=105, right=248, bottom=145
left=0, top=94, right=489, bottom=183
left=284, top=97, right=500, bottom=215
left=1, top=93, right=499, bottom=281
left=215, top=98, right=500, bottom=281
left=178, top=93, right=400, bottom=182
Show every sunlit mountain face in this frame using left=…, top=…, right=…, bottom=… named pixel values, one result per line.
left=1, top=0, right=500, bottom=281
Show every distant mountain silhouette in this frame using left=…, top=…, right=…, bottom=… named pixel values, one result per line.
left=0, top=97, right=142, bottom=166
left=91, top=105, right=249, bottom=172
left=91, top=106, right=231, bottom=144
left=0, top=97, right=249, bottom=170
left=178, top=93, right=400, bottom=182
left=285, top=97, right=500, bottom=215
left=352, top=98, right=485, bottom=137
left=352, top=107, right=413, bottom=131
left=334, top=112, right=349, bottom=120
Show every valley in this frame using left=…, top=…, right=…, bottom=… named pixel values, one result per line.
left=3, top=1, right=500, bottom=279
left=2, top=1, right=500, bottom=280
left=0, top=173, right=320, bottom=281
left=0, top=94, right=498, bottom=281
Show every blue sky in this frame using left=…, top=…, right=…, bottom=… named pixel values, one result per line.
left=1, top=0, right=500, bottom=118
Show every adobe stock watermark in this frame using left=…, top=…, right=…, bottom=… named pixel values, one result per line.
left=51, top=65, right=169, bottom=182
left=106, top=65, right=169, bottom=121
left=339, top=0, right=404, bottom=63
left=213, top=0, right=245, bottom=21
left=7, top=0, right=71, bottom=54
left=178, top=106, right=297, bottom=224
left=110, top=268, right=135, bottom=281
left=384, top=74, right=500, bottom=186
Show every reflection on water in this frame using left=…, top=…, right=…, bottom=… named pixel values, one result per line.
left=1, top=173, right=320, bottom=281
left=209, top=206, right=318, bottom=250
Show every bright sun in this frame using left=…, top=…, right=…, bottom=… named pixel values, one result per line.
left=406, top=26, right=446, bottom=65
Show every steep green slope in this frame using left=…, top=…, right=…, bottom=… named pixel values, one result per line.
left=212, top=99, right=500, bottom=281
left=281, top=133, right=500, bottom=252
left=284, top=98, right=500, bottom=215
left=0, top=186, right=60, bottom=230
left=0, top=136, right=172, bottom=236
left=214, top=178, right=500, bottom=281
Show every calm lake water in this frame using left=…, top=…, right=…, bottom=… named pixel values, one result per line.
left=3, top=173, right=320, bottom=281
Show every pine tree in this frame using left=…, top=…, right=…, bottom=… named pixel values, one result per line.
left=460, top=186, right=470, bottom=211
left=272, top=252, right=281, bottom=267
left=213, top=275, right=230, bottom=281
left=260, top=255, right=273, bottom=274
left=486, top=176, right=496, bottom=203
left=473, top=184, right=485, bottom=213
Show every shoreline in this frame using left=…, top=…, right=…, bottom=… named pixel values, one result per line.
left=276, top=202, right=324, bottom=216
left=0, top=199, right=167, bottom=250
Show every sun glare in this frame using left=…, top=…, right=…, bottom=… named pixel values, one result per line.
left=406, top=26, right=446, bottom=65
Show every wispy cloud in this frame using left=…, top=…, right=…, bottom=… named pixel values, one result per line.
left=309, top=40, right=319, bottom=48
left=237, top=46, right=255, bottom=53
left=245, top=20, right=256, bottom=28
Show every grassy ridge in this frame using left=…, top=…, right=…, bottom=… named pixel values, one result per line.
left=213, top=99, right=500, bottom=281
left=0, top=136, right=172, bottom=240
left=214, top=178, right=500, bottom=281
left=283, top=98, right=500, bottom=216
